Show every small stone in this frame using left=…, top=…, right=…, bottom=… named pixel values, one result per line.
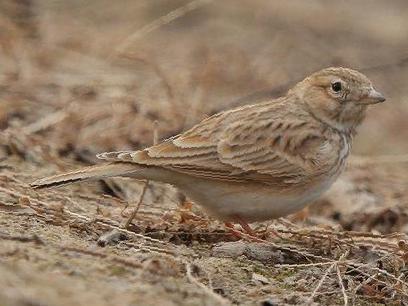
left=245, top=243, right=284, bottom=263
left=252, top=272, right=270, bottom=285
left=212, top=241, right=247, bottom=258
left=97, top=229, right=126, bottom=247
left=260, top=297, right=280, bottom=306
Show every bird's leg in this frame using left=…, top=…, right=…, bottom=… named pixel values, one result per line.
left=263, top=223, right=282, bottom=239
left=224, top=222, right=245, bottom=239
left=233, top=215, right=256, bottom=236
left=224, top=217, right=264, bottom=242
left=226, top=215, right=282, bottom=240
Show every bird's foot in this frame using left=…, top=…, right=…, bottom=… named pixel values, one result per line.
left=224, top=216, right=282, bottom=242
left=224, top=222, right=263, bottom=242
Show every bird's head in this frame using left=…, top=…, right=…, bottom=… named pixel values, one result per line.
left=292, top=67, right=385, bottom=133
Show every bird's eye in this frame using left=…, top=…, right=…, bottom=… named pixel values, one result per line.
left=331, top=82, right=342, bottom=92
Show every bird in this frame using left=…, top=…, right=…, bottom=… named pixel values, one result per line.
left=31, top=67, right=386, bottom=234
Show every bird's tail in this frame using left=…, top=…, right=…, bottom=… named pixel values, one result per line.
left=30, top=162, right=140, bottom=189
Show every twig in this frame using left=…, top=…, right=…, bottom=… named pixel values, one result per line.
left=336, top=264, right=349, bottom=306
left=184, top=260, right=230, bottom=305
left=368, top=266, right=408, bottom=288
left=123, top=119, right=159, bottom=228
left=276, top=227, right=402, bottom=253
left=307, top=262, right=337, bottom=304
left=277, top=227, right=404, bottom=241
left=276, top=261, right=351, bottom=269
left=124, top=180, right=149, bottom=228
left=307, top=252, right=349, bottom=304
left=347, top=264, right=408, bottom=297
left=352, top=271, right=379, bottom=296
left=114, top=0, right=214, bottom=56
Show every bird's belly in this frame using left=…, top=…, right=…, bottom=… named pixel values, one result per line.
left=179, top=179, right=334, bottom=222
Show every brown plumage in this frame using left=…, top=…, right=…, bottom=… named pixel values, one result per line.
left=31, top=67, right=385, bottom=224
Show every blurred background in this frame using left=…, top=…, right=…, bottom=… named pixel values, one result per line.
left=1, top=0, right=408, bottom=160
left=2, top=2, right=408, bottom=305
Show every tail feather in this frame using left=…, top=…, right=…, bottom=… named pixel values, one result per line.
left=30, top=162, right=140, bottom=189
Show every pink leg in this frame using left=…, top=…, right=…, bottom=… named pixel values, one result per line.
left=224, top=222, right=245, bottom=239
left=224, top=218, right=264, bottom=242
left=229, top=215, right=282, bottom=240
left=234, top=216, right=256, bottom=236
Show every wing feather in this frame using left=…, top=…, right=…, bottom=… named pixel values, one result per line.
left=98, top=99, right=330, bottom=185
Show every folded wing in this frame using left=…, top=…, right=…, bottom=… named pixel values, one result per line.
left=98, top=101, right=328, bottom=185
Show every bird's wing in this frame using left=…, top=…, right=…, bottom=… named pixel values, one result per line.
left=98, top=102, right=329, bottom=184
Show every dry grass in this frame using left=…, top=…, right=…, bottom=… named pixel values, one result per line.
left=1, top=1, right=408, bottom=305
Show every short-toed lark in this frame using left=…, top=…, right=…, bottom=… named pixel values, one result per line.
left=31, top=67, right=386, bottom=230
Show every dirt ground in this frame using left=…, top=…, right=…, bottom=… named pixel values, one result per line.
left=1, top=1, right=408, bottom=305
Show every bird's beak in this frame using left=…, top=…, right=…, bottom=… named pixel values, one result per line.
left=360, top=88, right=386, bottom=105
